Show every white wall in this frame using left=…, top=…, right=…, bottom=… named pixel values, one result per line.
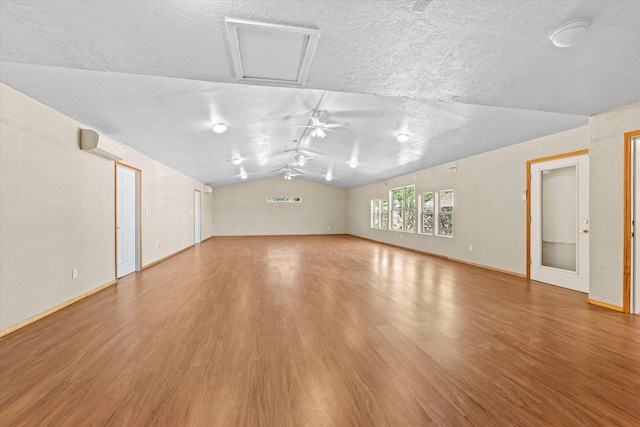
left=212, top=176, right=347, bottom=235
left=589, top=102, right=640, bottom=306
left=348, top=126, right=589, bottom=276
left=0, top=83, right=211, bottom=331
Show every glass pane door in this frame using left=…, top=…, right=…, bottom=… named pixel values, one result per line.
left=541, top=166, right=577, bottom=271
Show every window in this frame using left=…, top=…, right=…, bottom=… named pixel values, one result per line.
left=266, top=196, right=301, bottom=202
left=419, top=192, right=434, bottom=234
left=370, top=198, right=389, bottom=229
left=371, top=199, right=380, bottom=228
left=380, top=198, right=389, bottom=229
left=436, top=190, right=453, bottom=236
left=390, top=186, right=415, bottom=232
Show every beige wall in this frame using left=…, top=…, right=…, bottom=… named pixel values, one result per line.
left=347, top=126, right=590, bottom=276
left=0, top=83, right=211, bottom=331
left=212, top=176, right=347, bottom=235
left=589, top=102, right=640, bottom=306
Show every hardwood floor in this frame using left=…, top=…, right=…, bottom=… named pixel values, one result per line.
left=1, top=235, right=639, bottom=426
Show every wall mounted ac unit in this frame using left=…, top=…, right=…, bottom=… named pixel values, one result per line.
left=80, top=129, right=125, bottom=161
left=204, top=186, right=213, bottom=194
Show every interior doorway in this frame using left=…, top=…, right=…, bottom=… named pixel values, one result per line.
left=528, top=151, right=589, bottom=293
left=194, top=189, right=201, bottom=244
left=116, top=163, right=141, bottom=278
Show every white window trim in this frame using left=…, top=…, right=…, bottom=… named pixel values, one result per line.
left=435, top=189, right=454, bottom=238
left=418, top=191, right=435, bottom=235
left=389, top=185, right=416, bottom=233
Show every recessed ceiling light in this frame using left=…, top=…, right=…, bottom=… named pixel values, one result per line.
left=240, top=169, right=248, bottom=179
left=397, top=133, right=410, bottom=143
left=212, top=123, right=227, bottom=133
left=325, top=172, right=333, bottom=181
left=348, top=161, right=358, bottom=169
left=548, top=19, right=590, bottom=48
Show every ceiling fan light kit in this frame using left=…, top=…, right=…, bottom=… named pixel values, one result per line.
left=548, top=19, right=590, bottom=48
left=311, top=127, right=326, bottom=138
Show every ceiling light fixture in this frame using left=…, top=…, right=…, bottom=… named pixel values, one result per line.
left=240, top=168, right=248, bottom=180
left=348, top=161, right=358, bottom=169
left=232, top=157, right=242, bottom=165
left=397, top=133, right=410, bottom=143
left=548, top=19, right=590, bottom=48
left=325, top=172, right=333, bottom=182
left=212, top=123, right=227, bottom=133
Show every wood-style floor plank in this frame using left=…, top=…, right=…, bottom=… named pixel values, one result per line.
left=1, top=235, right=639, bottom=426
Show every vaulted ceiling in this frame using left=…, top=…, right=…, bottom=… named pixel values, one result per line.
left=1, top=1, right=638, bottom=189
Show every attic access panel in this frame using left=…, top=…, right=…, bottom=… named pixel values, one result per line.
left=225, top=18, right=320, bottom=87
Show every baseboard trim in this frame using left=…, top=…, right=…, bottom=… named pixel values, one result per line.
left=587, top=298, right=624, bottom=312
left=210, top=233, right=350, bottom=237
left=142, top=245, right=194, bottom=271
left=352, top=235, right=526, bottom=279
left=0, top=279, right=117, bottom=338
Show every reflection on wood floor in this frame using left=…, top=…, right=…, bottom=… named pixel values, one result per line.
left=1, top=235, right=639, bottom=426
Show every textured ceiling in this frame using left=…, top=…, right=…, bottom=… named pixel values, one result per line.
left=1, top=1, right=638, bottom=189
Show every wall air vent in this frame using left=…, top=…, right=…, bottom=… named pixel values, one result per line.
left=225, top=18, right=320, bottom=87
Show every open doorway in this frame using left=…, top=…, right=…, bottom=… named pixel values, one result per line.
left=116, top=163, right=141, bottom=278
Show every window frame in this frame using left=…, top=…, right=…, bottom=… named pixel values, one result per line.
left=435, top=189, right=454, bottom=237
left=371, top=199, right=380, bottom=228
left=370, top=198, right=389, bottom=230
left=418, top=191, right=435, bottom=235
left=389, top=185, right=416, bottom=233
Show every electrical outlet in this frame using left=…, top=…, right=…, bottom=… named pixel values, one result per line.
left=159, top=243, right=162, bottom=249
left=469, top=245, right=473, bottom=252
left=284, top=226, right=287, bottom=231
left=72, top=268, right=78, bottom=279
left=327, top=226, right=331, bottom=230
left=236, top=227, right=239, bottom=232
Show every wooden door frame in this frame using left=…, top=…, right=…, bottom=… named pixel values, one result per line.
left=526, top=149, right=590, bottom=279
left=623, top=130, right=640, bottom=314
left=194, top=189, right=202, bottom=245
left=115, top=162, right=143, bottom=279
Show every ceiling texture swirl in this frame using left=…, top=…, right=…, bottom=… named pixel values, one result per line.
left=1, top=0, right=638, bottom=188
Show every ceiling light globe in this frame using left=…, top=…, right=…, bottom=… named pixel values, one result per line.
left=548, top=20, right=590, bottom=48
left=349, top=161, right=358, bottom=169
left=212, top=123, right=227, bottom=133
left=232, top=158, right=242, bottom=165
left=397, top=133, right=410, bottom=143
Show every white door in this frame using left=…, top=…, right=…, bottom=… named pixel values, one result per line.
left=634, top=136, right=640, bottom=313
left=530, top=155, right=589, bottom=292
left=117, top=165, right=137, bottom=278
left=194, top=190, right=201, bottom=244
